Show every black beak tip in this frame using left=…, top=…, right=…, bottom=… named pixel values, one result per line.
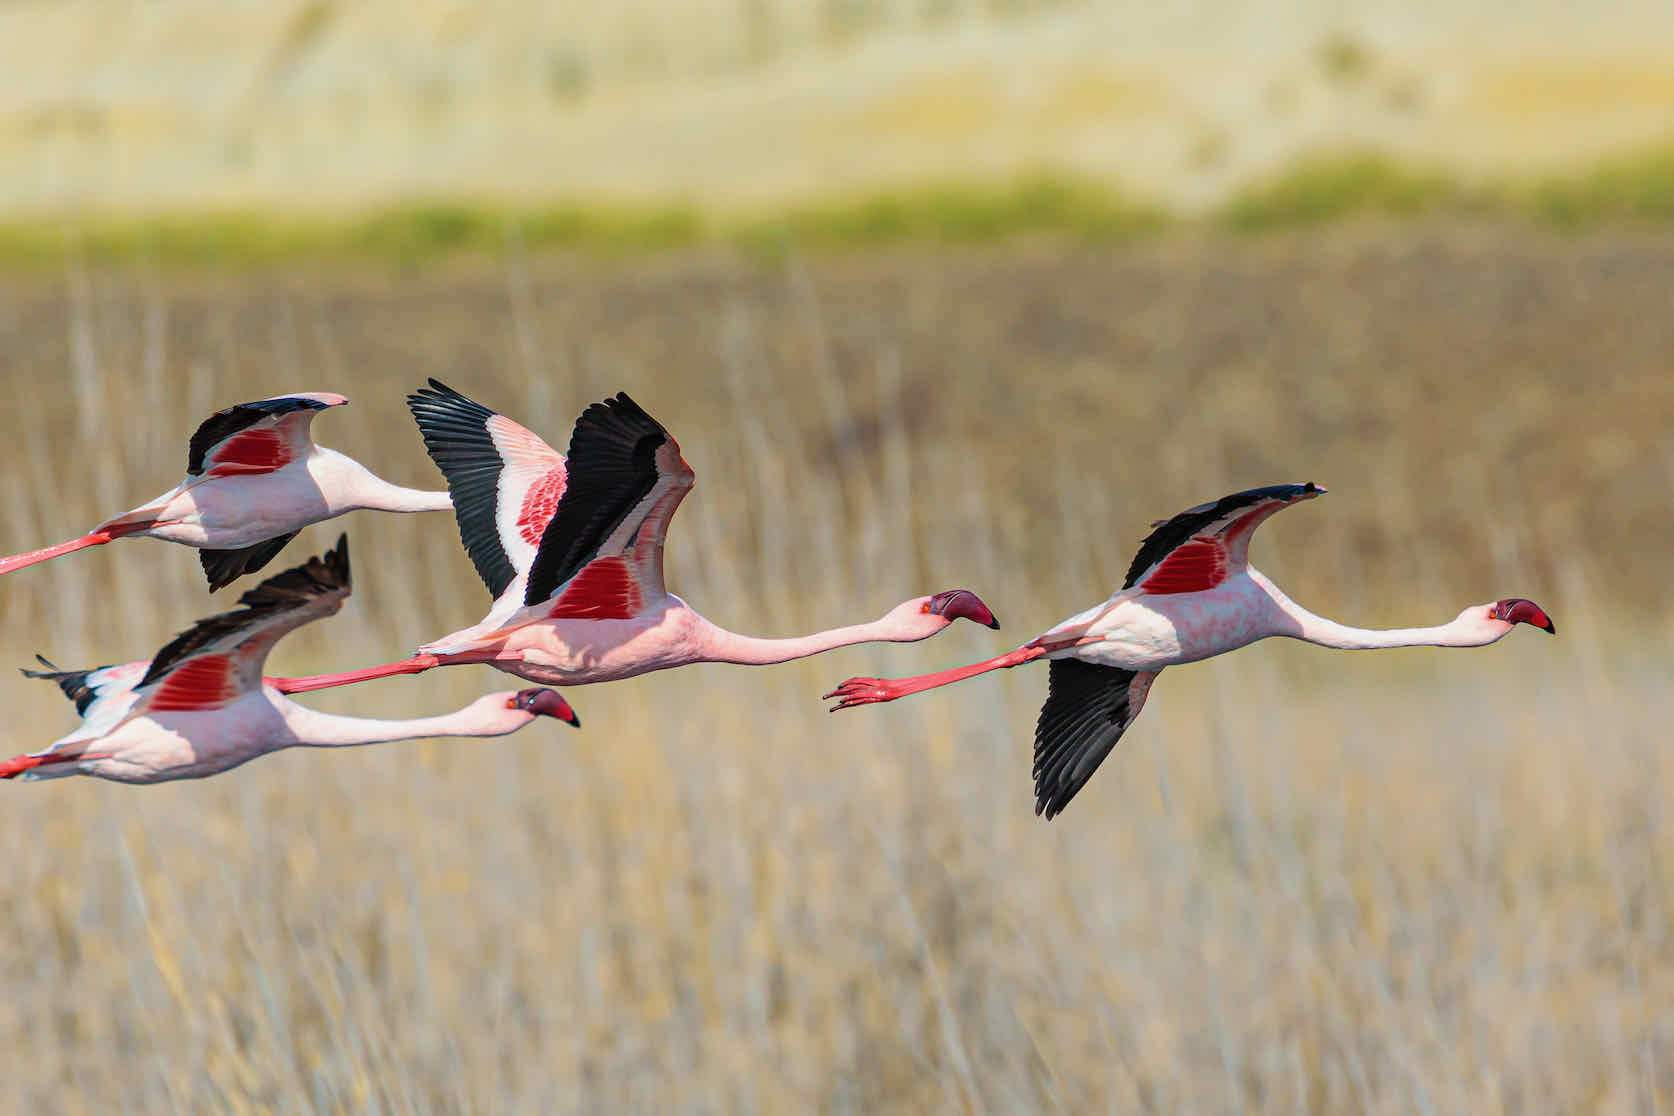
left=1541, top=620, right=1556, bottom=635
left=986, top=616, right=1002, bottom=630
left=567, top=713, right=582, bottom=728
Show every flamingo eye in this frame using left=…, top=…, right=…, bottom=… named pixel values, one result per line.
left=505, top=697, right=519, bottom=709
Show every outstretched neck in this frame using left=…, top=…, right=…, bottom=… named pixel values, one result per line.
left=318, top=448, right=452, bottom=514
left=280, top=702, right=512, bottom=747
left=697, top=616, right=908, bottom=667
left=1286, top=611, right=1479, bottom=650
left=352, top=477, right=453, bottom=515
left=1259, top=576, right=1494, bottom=650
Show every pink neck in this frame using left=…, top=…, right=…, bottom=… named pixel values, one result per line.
left=1275, top=599, right=1492, bottom=650
left=353, top=479, right=453, bottom=515
left=280, top=702, right=518, bottom=746
left=698, top=616, right=922, bottom=667
left=322, top=451, right=452, bottom=515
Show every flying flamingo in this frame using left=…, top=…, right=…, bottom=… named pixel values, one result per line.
left=823, top=483, right=1556, bottom=819
left=2, top=536, right=578, bottom=784
left=272, top=384, right=998, bottom=695
left=0, top=392, right=452, bottom=590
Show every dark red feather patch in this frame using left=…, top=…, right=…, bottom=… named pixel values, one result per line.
left=206, top=429, right=291, bottom=477
left=547, top=557, right=644, bottom=621
left=1139, top=538, right=1228, bottom=595
left=146, top=655, right=240, bottom=711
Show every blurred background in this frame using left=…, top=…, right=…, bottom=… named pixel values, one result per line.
left=1, top=1, right=1671, bottom=1112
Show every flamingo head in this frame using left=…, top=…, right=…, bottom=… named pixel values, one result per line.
left=922, top=589, right=1001, bottom=630
left=1490, top=597, right=1556, bottom=635
left=508, top=687, right=581, bottom=727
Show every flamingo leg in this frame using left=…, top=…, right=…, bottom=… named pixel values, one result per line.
left=269, top=654, right=448, bottom=695
left=824, top=645, right=1049, bottom=710
left=0, top=751, right=102, bottom=779
left=0, top=532, right=113, bottom=577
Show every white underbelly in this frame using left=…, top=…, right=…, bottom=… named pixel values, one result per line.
left=86, top=712, right=277, bottom=782
left=1070, top=584, right=1275, bottom=670
left=497, top=610, right=695, bottom=685
left=147, top=474, right=336, bottom=547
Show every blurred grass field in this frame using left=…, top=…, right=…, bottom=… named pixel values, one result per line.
left=14, top=146, right=1674, bottom=267
left=9, top=1, right=1674, bottom=225
left=0, top=227, right=1670, bottom=1111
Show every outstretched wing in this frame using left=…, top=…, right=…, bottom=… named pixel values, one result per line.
left=1033, top=660, right=1158, bottom=819
left=129, top=535, right=352, bottom=716
left=198, top=532, right=300, bottom=593
left=1123, top=482, right=1324, bottom=595
left=407, top=379, right=565, bottom=603
left=523, top=393, right=694, bottom=618
left=188, top=392, right=346, bottom=478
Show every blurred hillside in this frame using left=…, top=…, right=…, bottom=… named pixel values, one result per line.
left=6, top=0, right=1674, bottom=219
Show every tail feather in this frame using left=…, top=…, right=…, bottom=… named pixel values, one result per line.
left=20, top=655, right=105, bottom=715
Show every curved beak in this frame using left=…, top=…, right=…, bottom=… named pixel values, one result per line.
left=518, top=688, right=581, bottom=727
left=1493, top=598, right=1556, bottom=635
left=927, top=589, right=1001, bottom=630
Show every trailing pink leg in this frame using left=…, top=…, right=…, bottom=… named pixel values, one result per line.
left=0, top=751, right=101, bottom=779
left=270, top=654, right=444, bottom=695
left=824, top=645, right=1047, bottom=710
left=0, top=532, right=113, bottom=577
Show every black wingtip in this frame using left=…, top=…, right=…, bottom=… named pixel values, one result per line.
left=407, top=377, right=469, bottom=408
left=326, top=533, right=351, bottom=589
left=200, top=532, right=301, bottom=593
left=522, top=390, right=674, bottom=606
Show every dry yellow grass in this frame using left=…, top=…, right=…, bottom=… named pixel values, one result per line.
left=0, top=228, right=1670, bottom=1111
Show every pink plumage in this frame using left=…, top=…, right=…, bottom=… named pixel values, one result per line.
left=0, top=392, right=451, bottom=591
left=4, top=537, right=578, bottom=785
left=272, top=386, right=1002, bottom=697
left=824, top=483, right=1556, bottom=820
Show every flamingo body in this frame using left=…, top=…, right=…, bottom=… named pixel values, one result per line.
left=825, top=483, right=1556, bottom=819
left=4, top=537, right=578, bottom=785
left=0, top=393, right=451, bottom=590
left=5, top=686, right=571, bottom=785
left=272, top=385, right=999, bottom=696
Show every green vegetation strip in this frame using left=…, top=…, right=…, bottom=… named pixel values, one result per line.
left=6, top=146, right=1674, bottom=266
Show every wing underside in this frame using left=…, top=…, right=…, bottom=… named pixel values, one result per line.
left=187, top=394, right=340, bottom=478
left=523, top=392, right=693, bottom=616
left=408, top=379, right=565, bottom=602
left=1123, top=482, right=1324, bottom=595
left=1033, top=660, right=1157, bottom=819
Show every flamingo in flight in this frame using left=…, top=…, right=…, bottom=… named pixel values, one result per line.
left=273, top=382, right=998, bottom=695
left=2, top=536, right=578, bottom=784
left=824, top=483, right=1556, bottom=819
left=0, top=392, right=451, bottom=591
